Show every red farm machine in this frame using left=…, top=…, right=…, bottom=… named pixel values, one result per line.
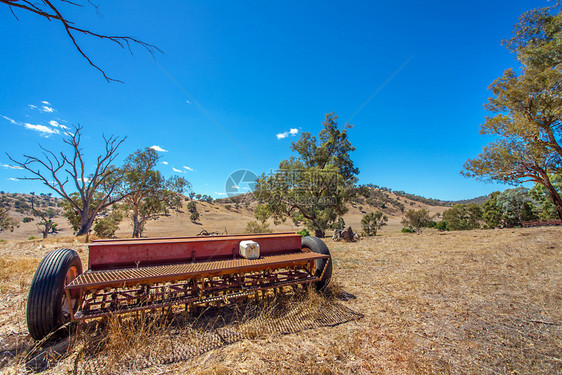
left=26, top=233, right=332, bottom=340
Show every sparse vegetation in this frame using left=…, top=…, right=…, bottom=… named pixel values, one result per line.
left=244, top=220, right=272, bottom=234
left=401, top=208, right=433, bottom=234
left=360, top=211, right=387, bottom=236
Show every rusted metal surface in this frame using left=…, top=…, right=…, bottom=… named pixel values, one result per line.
left=66, top=255, right=326, bottom=322
left=91, top=232, right=296, bottom=243
left=61, top=233, right=331, bottom=323
left=69, top=252, right=327, bottom=290
left=88, top=233, right=303, bottom=270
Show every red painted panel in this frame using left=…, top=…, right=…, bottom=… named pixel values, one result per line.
left=88, top=233, right=303, bottom=271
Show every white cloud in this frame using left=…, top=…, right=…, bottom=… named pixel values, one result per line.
left=231, top=185, right=240, bottom=189
left=41, top=106, right=55, bottom=113
left=276, top=128, right=299, bottom=140
left=49, top=120, right=60, bottom=127
left=28, top=104, right=37, bottom=110
left=8, top=178, right=18, bottom=181
left=1, top=163, right=23, bottom=170
left=183, top=166, right=195, bottom=171
left=2, top=116, right=18, bottom=125
left=24, top=123, right=60, bottom=136
left=82, top=178, right=91, bottom=183
left=41, top=101, right=51, bottom=105
left=162, top=161, right=168, bottom=165
left=3, top=116, right=62, bottom=137
left=150, top=145, right=168, bottom=152
left=172, top=167, right=184, bottom=173
left=215, top=192, right=226, bottom=196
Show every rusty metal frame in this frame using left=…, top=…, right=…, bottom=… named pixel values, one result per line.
left=65, top=250, right=330, bottom=322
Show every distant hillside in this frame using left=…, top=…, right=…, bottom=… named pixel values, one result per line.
left=1, top=186, right=475, bottom=240
left=450, top=195, right=489, bottom=205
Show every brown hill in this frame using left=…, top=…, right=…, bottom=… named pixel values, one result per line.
left=0, top=188, right=449, bottom=240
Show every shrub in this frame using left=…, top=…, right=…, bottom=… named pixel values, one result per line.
left=245, top=220, right=272, bottom=234
left=22, top=217, right=34, bottom=223
left=361, top=211, right=388, bottom=236
left=297, top=228, right=310, bottom=237
left=401, top=209, right=433, bottom=234
left=28, top=236, right=38, bottom=240
left=186, top=201, right=197, bottom=213
left=401, top=227, right=414, bottom=233
left=435, top=221, right=448, bottom=231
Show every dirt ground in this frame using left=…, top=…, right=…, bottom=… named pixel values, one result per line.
left=0, top=226, right=560, bottom=374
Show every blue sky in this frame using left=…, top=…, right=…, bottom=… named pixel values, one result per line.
left=0, top=0, right=547, bottom=200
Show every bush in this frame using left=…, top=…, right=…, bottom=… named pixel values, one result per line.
left=28, top=236, right=38, bottom=240
left=93, top=209, right=123, bottom=238
left=186, top=201, right=197, bottom=213
left=190, top=211, right=200, bottom=223
left=361, top=211, right=388, bottom=236
left=22, top=217, right=34, bottom=223
left=401, top=227, right=414, bottom=233
left=297, top=228, right=310, bottom=237
left=245, top=220, right=272, bottom=234
left=435, top=221, right=448, bottom=231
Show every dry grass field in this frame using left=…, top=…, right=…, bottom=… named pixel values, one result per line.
left=0, top=227, right=560, bottom=374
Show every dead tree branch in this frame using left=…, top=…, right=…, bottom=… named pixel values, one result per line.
left=0, top=0, right=162, bottom=82
left=7, top=125, right=128, bottom=235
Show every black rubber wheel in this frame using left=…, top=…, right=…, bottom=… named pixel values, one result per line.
left=26, top=248, right=82, bottom=340
left=302, top=236, right=332, bottom=291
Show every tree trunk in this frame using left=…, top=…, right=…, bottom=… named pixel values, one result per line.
left=540, top=175, right=562, bottom=220
left=132, top=214, right=142, bottom=238
left=76, top=211, right=95, bottom=236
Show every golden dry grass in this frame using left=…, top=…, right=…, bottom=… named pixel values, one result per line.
left=0, top=227, right=560, bottom=374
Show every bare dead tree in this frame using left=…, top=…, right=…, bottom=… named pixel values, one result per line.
left=0, top=0, right=162, bottom=82
left=7, top=125, right=127, bottom=236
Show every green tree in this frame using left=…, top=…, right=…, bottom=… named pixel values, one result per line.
left=442, top=203, right=482, bottom=231
left=190, top=211, right=200, bottom=223
left=186, top=201, right=197, bottom=213
left=482, top=192, right=504, bottom=228
left=529, top=173, right=562, bottom=220
left=120, top=148, right=190, bottom=237
left=468, top=203, right=483, bottom=229
left=361, top=211, right=388, bottom=236
left=497, top=187, right=538, bottom=226
left=29, top=194, right=58, bottom=238
left=462, top=4, right=562, bottom=219
left=401, top=208, right=433, bottom=234
left=254, top=113, right=358, bottom=236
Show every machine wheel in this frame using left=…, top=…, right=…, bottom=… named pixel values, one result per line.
left=26, top=248, right=82, bottom=340
left=302, top=236, right=332, bottom=291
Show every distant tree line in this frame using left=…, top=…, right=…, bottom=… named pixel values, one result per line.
left=435, top=179, right=560, bottom=231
